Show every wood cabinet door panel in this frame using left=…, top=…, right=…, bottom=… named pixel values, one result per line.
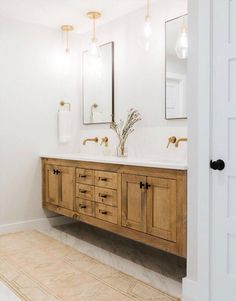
left=147, top=177, right=177, bottom=242
left=45, top=165, right=59, bottom=205
left=121, top=174, right=147, bottom=232
left=58, top=166, right=75, bottom=210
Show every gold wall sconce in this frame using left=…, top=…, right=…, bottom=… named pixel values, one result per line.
left=61, top=25, right=74, bottom=53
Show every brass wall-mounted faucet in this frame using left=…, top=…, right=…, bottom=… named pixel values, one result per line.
left=175, top=138, right=188, bottom=148
left=83, top=137, right=99, bottom=145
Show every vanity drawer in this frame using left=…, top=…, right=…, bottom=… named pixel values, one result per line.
left=76, top=184, right=94, bottom=201
left=94, top=187, right=117, bottom=207
left=75, top=199, right=95, bottom=217
left=95, top=171, right=118, bottom=189
left=76, top=168, right=94, bottom=185
left=95, top=203, right=118, bottom=224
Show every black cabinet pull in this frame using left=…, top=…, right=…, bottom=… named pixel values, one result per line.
left=80, top=190, right=87, bottom=194
left=101, top=210, right=108, bottom=215
left=80, top=175, right=87, bottom=178
left=140, top=182, right=145, bottom=189
left=100, top=178, right=108, bottom=182
left=100, top=194, right=108, bottom=198
left=53, top=169, right=56, bottom=175
left=146, top=183, right=151, bottom=190
left=79, top=204, right=87, bottom=209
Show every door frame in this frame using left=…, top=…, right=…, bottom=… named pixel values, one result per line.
left=183, top=0, right=212, bottom=300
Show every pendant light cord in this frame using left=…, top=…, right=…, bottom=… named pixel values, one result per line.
left=147, top=0, right=150, bottom=18
left=93, top=17, right=96, bottom=41
left=66, top=31, right=69, bottom=52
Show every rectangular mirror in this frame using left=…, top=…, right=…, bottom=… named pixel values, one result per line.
left=83, top=42, right=114, bottom=124
left=165, top=15, right=188, bottom=120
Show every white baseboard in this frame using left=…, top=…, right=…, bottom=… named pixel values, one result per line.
left=182, top=278, right=199, bottom=301
left=0, top=216, right=74, bottom=234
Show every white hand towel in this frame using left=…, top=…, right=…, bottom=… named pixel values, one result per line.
left=58, top=110, right=72, bottom=143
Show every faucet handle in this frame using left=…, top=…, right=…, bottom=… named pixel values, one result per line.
left=167, top=136, right=177, bottom=148
left=101, top=137, right=109, bottom=147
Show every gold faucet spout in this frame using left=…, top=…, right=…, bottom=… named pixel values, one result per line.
left=175, top=138, right=188, bottom=148
left=83, top=137, right=99, bottom=145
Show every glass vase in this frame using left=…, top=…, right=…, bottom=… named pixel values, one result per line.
left=117, top=141, right=128, bottom=157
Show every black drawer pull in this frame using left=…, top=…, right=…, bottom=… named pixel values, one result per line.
left=79, top=204, right=87, bottom=209
left=100, top=178, right=108, bottom=182
left=100, top=194, right=108, bottom=198
left=80, top=190, right=87, bottom=194
left=80, top=175, right=87, bottom=178
left=100, top=210, right=108, bottom=215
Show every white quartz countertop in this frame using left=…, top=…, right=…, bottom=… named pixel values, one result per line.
left=41, top=153, right=187, bottom=170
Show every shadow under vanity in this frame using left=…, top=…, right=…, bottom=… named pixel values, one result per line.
left=42, top=156, right=187, bottom=258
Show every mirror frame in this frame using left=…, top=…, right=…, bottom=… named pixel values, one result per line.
left=82, top=41, right=115, bottom=125
left=165, top=14, right=188, bottom=120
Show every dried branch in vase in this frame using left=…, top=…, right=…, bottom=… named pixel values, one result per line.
left=110, top=108, right=142, bottom=157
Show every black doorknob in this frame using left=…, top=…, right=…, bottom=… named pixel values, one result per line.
left=210, top=159, right=225, bottom=171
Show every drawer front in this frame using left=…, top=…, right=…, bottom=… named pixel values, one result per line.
left=95, top=203, right=118, bottom=224
left=95, top=171, right=118, bottom=189
left=94, top=187, right=117, bottom=207
left=76, top=168, right=94, bottom=185
left=75, top=199, right=94, bottom=217
left=76, top=183, right=94, bottom=201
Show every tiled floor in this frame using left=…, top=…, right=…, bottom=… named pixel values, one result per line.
left=0, top=230, right=181, bottom=301
left=41, top=222, right=186, bottom=298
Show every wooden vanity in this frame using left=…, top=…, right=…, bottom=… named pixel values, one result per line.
left=42, top=157, right=187, bottom=257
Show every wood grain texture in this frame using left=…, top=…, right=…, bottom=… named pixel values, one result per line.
left=146, top=177, right=177, bottom=242
left=94, top=187, right=117, bottom=207
left=121, top=174, right=147, bottom=233
left=42, top=158, right=187, bottom=257
left=76, top=168, right=95, bottom=185
left=76, top=183, right=94, bottom=201
left=75, top=198, right=95, bottom=217
left=95, top=170, right=118, bottom=189
left=95, top=203, right=118, bottom=224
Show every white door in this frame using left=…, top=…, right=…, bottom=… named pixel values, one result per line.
left=212, top=0, right=236, bottom=300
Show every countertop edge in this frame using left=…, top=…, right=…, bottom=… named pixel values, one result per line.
left=40, top=154, right=188, bottom=171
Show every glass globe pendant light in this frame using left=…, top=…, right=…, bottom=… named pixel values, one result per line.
left=87, top=11, right=102, bottom=58
left=175, top=17, right=188, bottom=59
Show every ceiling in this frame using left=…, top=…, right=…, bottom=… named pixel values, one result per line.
left=0, top=0, right=157, bottom=33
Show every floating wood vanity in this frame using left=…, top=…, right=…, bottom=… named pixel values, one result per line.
left=42, top=156, right=187, bottom=257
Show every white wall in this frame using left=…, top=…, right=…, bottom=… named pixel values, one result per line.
left=78, top=0, right=188, bottom=159
left=0, top=17, right=80, bottom=226
left=0, top=0, right=188, bottom=227
left=182, top=0, right=211, bottom=299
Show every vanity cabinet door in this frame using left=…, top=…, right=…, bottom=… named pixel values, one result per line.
left=45, top=165, right=59, bottom=205
left=58, top=166, right=75, bottom=210
left=121, top=174, right=147, bottom=232
left=44, top=164, right=75, bottom=210
left=146, top=177, right=177, bottom=242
